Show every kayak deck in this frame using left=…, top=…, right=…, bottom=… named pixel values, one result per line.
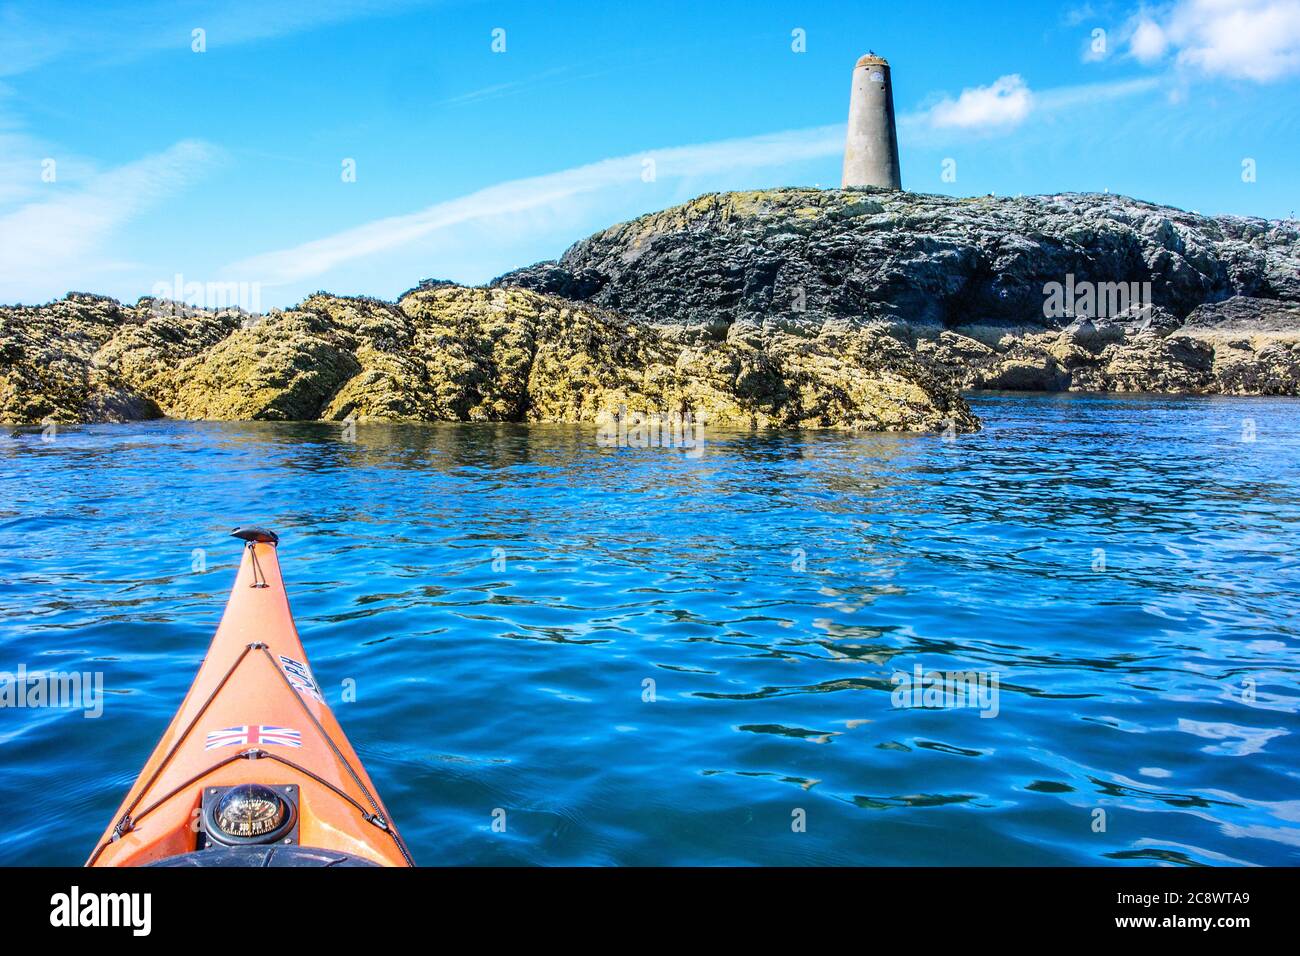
left=88, top=532, right=412, bottom=867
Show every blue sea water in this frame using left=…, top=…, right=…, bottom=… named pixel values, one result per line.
left=1, top=392, right=1298, bottom=866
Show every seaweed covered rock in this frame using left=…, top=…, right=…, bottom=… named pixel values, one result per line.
left=919, top=296, right=1300, bottom=395
left=0, top=286, right=977, bottom=432
left=163, top=310, right=362, bottom=421
left=0, top=294, right=161, bottom=424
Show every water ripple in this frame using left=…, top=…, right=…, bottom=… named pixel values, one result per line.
left=1, top=393, right=1298, bottom=865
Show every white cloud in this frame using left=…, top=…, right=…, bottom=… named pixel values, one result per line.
left=1130, top=17, right=1170, bottom=62
left=1125, top=0, right=1300, bottom=81
left=226, top=125, right=846, bottom=287
left=0, top=141, right=221, bottom=302
left=925, top=75, right=1035, bottom=131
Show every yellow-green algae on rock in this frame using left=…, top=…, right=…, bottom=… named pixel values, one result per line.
left=0, top=285, right=977, bottom=433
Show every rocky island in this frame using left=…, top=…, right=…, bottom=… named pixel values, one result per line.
left=3, top=187, right=1297, bottom=432
left=498, top=188, right=1300, bottom=397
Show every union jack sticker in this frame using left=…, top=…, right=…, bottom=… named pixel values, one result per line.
left=205, top=725, right=302, bottom=750
left=279, top=655, right=323, bottom=703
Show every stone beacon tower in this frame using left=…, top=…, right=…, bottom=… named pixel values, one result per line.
left=841, top=52, right=902, bottom=190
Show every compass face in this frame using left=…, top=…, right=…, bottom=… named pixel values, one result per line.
left=214, top=784, right=288, bottom=839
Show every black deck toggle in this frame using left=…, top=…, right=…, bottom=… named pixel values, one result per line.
left=231, top=526, right=279, bottom=545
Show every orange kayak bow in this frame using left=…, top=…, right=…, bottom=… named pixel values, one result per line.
left=87, top=528, right=413, bottom=867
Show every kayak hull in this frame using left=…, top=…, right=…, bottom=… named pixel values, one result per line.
left=88, top=537, right=412, bottom=867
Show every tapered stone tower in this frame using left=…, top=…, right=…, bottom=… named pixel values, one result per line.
left=841, top=53, right=902, bottom=190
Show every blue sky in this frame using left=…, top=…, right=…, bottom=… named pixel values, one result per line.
left=1, top=0, right=1298, bottom=307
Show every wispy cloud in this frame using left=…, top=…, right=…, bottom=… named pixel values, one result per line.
left=226, top=125, right=846, bottom=287
left=1063, top=4, right=1098, bottom=28
left=227, top=66, right=1174, bottom=291
left=434, top=66, right=608, bottom=109
left=0, top=0, right=435, bottom=77
left=0, top=140, right=222, bottom=301
left=903, top=74, right=1160, bottom=139
left=1033, top=75, right=1163, bottom=111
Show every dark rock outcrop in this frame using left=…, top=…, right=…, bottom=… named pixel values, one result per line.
left=495, top=188, right=1298, bottom=329
left=494, top=188, right=1300, bottom=396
